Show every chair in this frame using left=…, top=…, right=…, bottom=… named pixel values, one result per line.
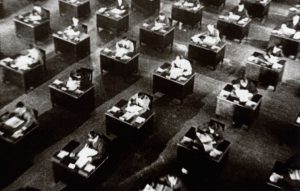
left=76, top=67, right=93, bottom=89
left=81, top=24, right=88, bottom=34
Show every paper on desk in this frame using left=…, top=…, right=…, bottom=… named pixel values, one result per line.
left=272, top=62, right=283, bottom=70
left=293, top=32, right=300, bottom=40
left=98, top=7, right=107, bottom=14
left=11, top=130, right=24, bottom=139
left=53, top=79, right=63, bottom=85
left=1, top=57, right=13, bottom=63
left=57, top=150, right=69, bottom=159
left=68, top=163, right=76, bottom=169
left=84, top=163, right=95, bottom=173
left=125, top=105, right=143, bottom=113
left=269, top=172, right=283, bottom=183
left=296, top=117, right=300, bottom=123
left=108, top=106, right=120, bottom=113
left=220, top=90, right=230, bottom=97
left=5, top=116, right=25, bottom=129
left=169, top=68, right=184, bottom=79
left=246, top=100, right=257, bottom=108
left=120, top=55, right=131, bottom=61
left=156, top=67, right=165, bottom=73
left=77, top=146, right=98, bottom=158
left=178, top=76, right=188, bottom=81
left=135, top=116, right=145, bottom=124
left=110, top=8, right=125, bottom=15
left=228, top=14, right=240, bottom=21
left=203, top=142, right=214, bottom=152
left=142, top=184, right=155, bottom=191
left=209, top=148, right=223, bottom=158
left=120, top=112, right=136, bottom=121
left=289, top=169, right=300, bottom=180
left=235, top=89, right=252, bottom=102
left=197, top=132, right=213, bottom=143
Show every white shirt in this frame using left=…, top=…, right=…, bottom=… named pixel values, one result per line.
left=171, top=58, right=192, bottom=76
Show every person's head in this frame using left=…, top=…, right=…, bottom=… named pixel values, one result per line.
left=207, top=24, right=215, bottom=32
left=238, top=1, right=245, bottom=10
left=158, top=12, right=166, bottom=21
left=137, top=92, right=146, bottom=99
left=274, top=43, right=283, bottom=50
left=15, top=102, right=26, bottom=115
left=293, top=15, right=300, bottom=23
left=88, top=131, right=99, bottom=143
left=240, top=71, right=247, bottom=81
left=72, top=17, right=79, bottom=26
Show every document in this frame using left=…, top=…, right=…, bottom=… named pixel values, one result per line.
left=84, top=163, right=96, bottom=173
left=108, top=106, right=120, bottom=113
left=135, top=116, right=145, bottom=124
left=125, top=105, right=143, bottom=113
left=4, top=116, right=25, bottom=129
left=57, top=150, right=69, bottom=159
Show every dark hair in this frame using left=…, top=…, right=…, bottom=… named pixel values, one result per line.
left=89, top=131, right=98, bottom=138
left=16, top=102, right=25, bottom=108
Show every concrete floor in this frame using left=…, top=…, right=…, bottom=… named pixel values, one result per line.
left=0, top=0, right=300, bottom=190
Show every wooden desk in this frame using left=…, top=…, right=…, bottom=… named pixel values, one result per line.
left=131, top=0, right=160, bottom=14
left=0, top=60, right=45, bottom=92
left=177, top=126, right=230, bottom=173
left=217, top=17, right=251, bottom=42
left=269, top=27, right=300, bottom=57
left=244, top=0, right=271, bottom=20
left=49, top=83, right=95, bottom=113
left=216, top=84, right=262, bottom=127
left=153, top=63, right=195, bottom=103
left=139, top=24, right=175, bottom=52
left=171, top=4, right=203, bottom=28
left=59, top=0, right=90, bottom=18
left=0, top=113, right=39, bottom=145
left=96, top=9, right=129, bottom=34
left=199, top=0, right=225, bottom=9
left=245, top=52, right=285, bottom=90
left=188, top=40, right=226, bottom=70
left=14, top=11, right=50, bottom=42
left=100, top=49, right=139, bottom=76
left=53, top=32, right=90, bottom=61
left=105, top=99, right=155, bottom=139
left=52, top=138, right=110, bottom=184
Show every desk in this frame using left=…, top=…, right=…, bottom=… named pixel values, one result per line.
left=287, top=7, right=300, bottom=18
left=139, top=24, right=175, bottom=52
left=0, top=113, right=39, bottom=145
left=245, top=52, right=285, bottom=90
left=171, top=4, right=203, bottom=28
left=199, top=0, right=225, bottom=9
left=100, top=49, right=139, bottom=76
left=0, top=59, right=45, bottom=92
left=59, top=0, right=90, bottom=18
left=49, top=83, right=95, bottom=113
left=53, top=32, right=90, bottom=61
left=177, top=126, right=230, bottom=173
left=105, top=99, right=155, bottom=139
left=131, top=0, right=160, bottom=14
left=52, top=139, right=110, bottom=184
left=96, top=9, right=129, bottom=34
left=244, top=0, right=271, bottom=20
left=216, top=84, right=262, bottom=126
left=269, top=27, right=300, bottom=57
left=188, top=40, right=226, bottom=70
left=217, top=17, right=251, bottom=42
left=14, top=11, right=50, bottom=42
left=153, top=63, right=195, bottom=103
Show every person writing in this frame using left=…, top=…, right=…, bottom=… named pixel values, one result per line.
left=115, top=36, right=135, bottom=58
left=13, top=102, right=38, bottom=129
left=168, top=55, right=192, bottom=79
left=126, top=93, right=151, bottom=115
left=191, top=24, right=221, bottom=46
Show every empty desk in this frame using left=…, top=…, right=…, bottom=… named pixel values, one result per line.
left=188, top=40, right=226, bottom=70
left=153, top=62, right=195, bottom=103
left=59, top=0, right=90, bottom=18
left=131, top=0, right=160, bottom=14
left=217, top=15, right=251, bottom=42
left=14, top=8, right=50, bottom=42
left=53, top=29, right=90, bottom=61
left=139, top=23, right=175, bottom=52
left=245, top=52, right=286, bottom=90
left=171, top=3, right=203, bottom=28
left=100, top=47, right=139, bottom=76
left=96, top=8, right=129, bottom=34
left=244, top=0, right=271, bottom=21
left=49, top=81, right=95, bottom=113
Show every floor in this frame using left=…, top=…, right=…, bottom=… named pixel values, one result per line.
left=0, top=0, right=300, bottom=191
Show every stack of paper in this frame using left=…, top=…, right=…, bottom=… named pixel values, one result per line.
left=209, top=148, right=223, bottom=158
left=135, top=116, right=145, bottom=124
left=120, top=112, right=136, bottom=121
left=108, top=106, right=120, bottom=113
left=289, top=169, right=300, bottom=180
left=4, top=116, right=25, bottom=129
left=125, top=105, right=143, bottom=113
left=269, top=172, right=283, bottom=183
left=84, top=163, right=96, bottom=173
left=57, top=150, right=69, bottom=159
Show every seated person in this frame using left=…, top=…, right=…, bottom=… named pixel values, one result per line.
left=12, top=102, right=38, bottom=129
left=74, top=131, right=106, bottom=168
left=230, top=1, right=249, bottom=19
left=269, top=153, right=300, bottom=190
left=28, top=6, right=46, bottom=21
left=285, top=14, right=300, bottom=31
left=66, top=70, right=82, bottom=91
left=126, top=93, right=151, bottom=116
left=63, top=17, right=85, bottom=40
left=176, top=0, right=200, bottom=30
left=231, top=73, right=257, bottom=94
left=167, top=55, right=192, bottom=79
left=195, top=129, right=223, bottom=157
left=266, top=44, right=284, bottom=58
left=191, top=24, right=221, bottom=46
left=115, top=36, right=135, bottom=58
left=152, top=12, right=170, bottom=31
left=24, top=45, right=44, bottom=65
left=116, top=0, right=128, bottom=10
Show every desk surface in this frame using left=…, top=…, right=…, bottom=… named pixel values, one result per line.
left=49, top=83, right=95, bottom=99
left=271, top=26, right=300, bottom=43
left=218, top=16, right=252, bottom=27
left=189, top=39, right=226, bottom=53
left=172, top=3, right=204, bottom=12
left=59, top=0, right=90, bottom=7
left=14, top=12, right=50, bottom=28
left=100, top=48, right=139, bottom=64
left=140, top=23, right=175, bottom=37
left=153, top=63, right=196, bottom=86
left=246, top=51, right=286, bottom=70
left=105, top=99, right=155, bottom=129
left=0, top=58, right=43, bottom=74
left=53, top=32, right=90, bottom=45
left=96, top=8, right=129, bottom=21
